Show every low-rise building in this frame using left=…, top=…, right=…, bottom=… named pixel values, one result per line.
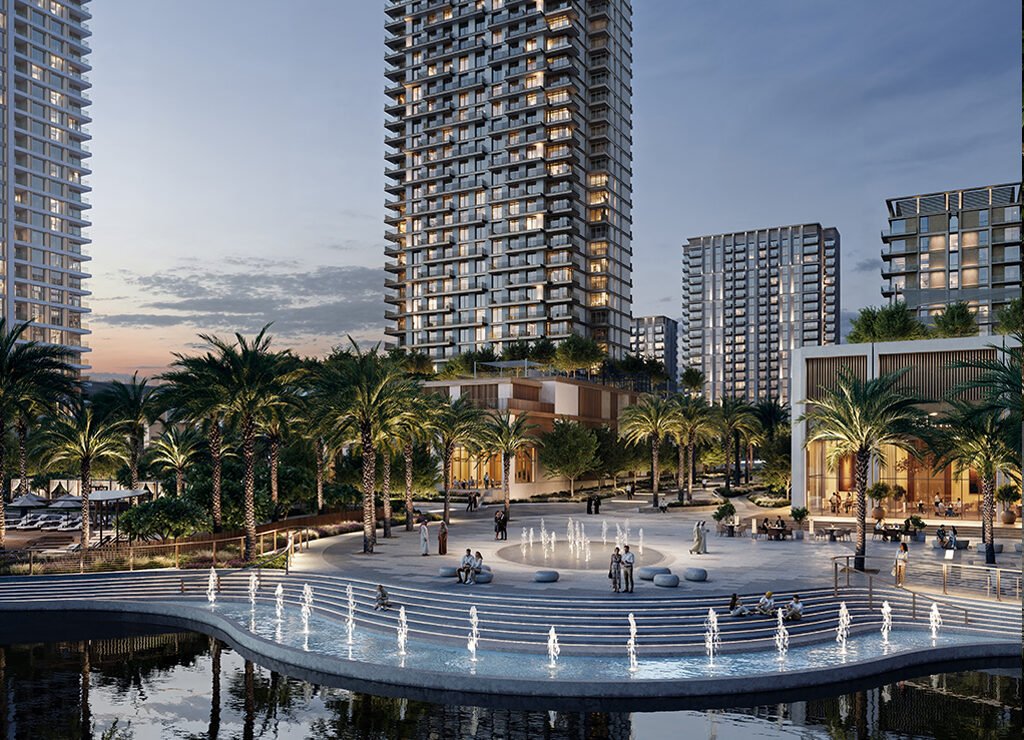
left=425, top=376, right=637, bottom=497
left=791, top=335, right=1019, bottom=521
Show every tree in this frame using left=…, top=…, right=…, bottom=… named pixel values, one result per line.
left=847, top=302, right=929, bottom=343
left=501, top=340, right=532, bottom=362
left=592, top=425, right=632, bottom=490
left=538, top=419, right=597, bottom=496
left=801, top=368, right=925, bottom=571
left=481, top=410, right=538, bottom=522
left=672, top=395, right=715, bottom=502
left=994, top=298, right=1023, bottom=335
left=146, top=426, right=202, bottom=497
left=713, top=397, right=757, bottom=492
left=393, top=394, right=436, bottom=532
left=932, top=301, right=978, bottom=338
left=431, top=396, right=485, bottom=524
left=187, top=326, right=301, bottom=563
left=0, top=319, right=76, bottom=548
left=117, top=496, right=206, bottom=541
left=35, top=405, right=129, bottom=549
left=679, top=366, right=706, bottom=398
left=553, top=334, right=605, bottom=374
left=311, top=342, right=416, bottom=551
left=618, top=395, right=681, bottom=509
left=925, top=402, right=1020, bottom=565
left=529, top=338, right=557, bottom=367
left=94, top=372, right=161, bottom=491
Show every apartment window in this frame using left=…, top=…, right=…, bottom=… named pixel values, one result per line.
left=948, top=271, right=959, bottom=289
left=979, top=210, right=989, bottom=227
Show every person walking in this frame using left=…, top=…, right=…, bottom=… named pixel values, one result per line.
left=621, top=544, right=636, bottom=593
left=419, top=518, right=430, bottom=556
left=608, top=547, right=623, bottom=593
left=437, top=519, right=448, bottom=555
left=699, top=520, right=709, bottom=554
left=689, top=520, right=703, bottom=555
left=894, top=542, right=908, bottom=587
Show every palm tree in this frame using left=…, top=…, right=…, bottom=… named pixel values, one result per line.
left=932, top=301, right=978, bottom=338
left=0, top=319, right=76, bottom=549
left=159, top=358, right=234, bottom=531
left=679, top=366, right=706, bottom=398
left=432, top=396, right=485, bottom=524
left=714, top=397, right=757, bottom=492
left=35, top=405, right=128, bottom=549
left=801, top=368, right=925, bottom=571
left=750, top=397, right=791, bottom=484
left=146, top=426, right=202, bottom=497
left=671, top=395, right=715, bottom=502
left=310, top=342, right=415, bottom=552
left=925, top=402, right=1020, bottom=565
left=619, top=395, right=682, bottom=509
left=94, top=372, right=161, bottom=490
left=481, top=410, right=538, bottom=522
left=188, top=326, right=301, bottom=562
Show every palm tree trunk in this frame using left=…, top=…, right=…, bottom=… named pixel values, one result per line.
left=982, top=475, right=996, bottom=565
left=241, top=415, right=257, bottom=563
left=442, top=444, right=452, bottom=525
left=314, top=438, right=325, bottom=514
left=130, top=427, right=142, bottom=491
left=209, top=638, right=221, bottom=740
left=404, top=442, right=415, bottom=532
left=676, top=441, right=685, bottom=502
left=503, top=452, right=511, bottom=522
left=17, top=415, right=29, bottom=495
left=733, top=432, right=742, bottom=487
left=176, top=468, right=184, bottom=497
left=745, top=443, right=753, bottom=484
left=209, top=419, right=223, bottom=532
left=0, top=425, right=6, bottom=551
left=722, top=439, right=731, bottom=493
left=854, top=451, right=869, bottom=571
left=80, top=460, right=91, bottom=551
left=243, top=659, right=255, bottom=740
left=361, top=425, right=375, bottom=553
left=687, top=440, right=695, bottom=503
left=651, top=437, right=660, bottom=510
left=80, top=641, right=91, bottom=738
left=381, top=449, right=392, bottom=538
left=269, top=435, right=280, bottom=506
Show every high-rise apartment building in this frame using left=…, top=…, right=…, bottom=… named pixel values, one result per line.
left=881, top=183, right=1021, bottom=333
left=629, top=314, right=677, bottom=391
left=1, top=0, right=92, bottom=373
left=383, top=0, right=634, bottom=363
left=682, top=224, right=839, bottom=404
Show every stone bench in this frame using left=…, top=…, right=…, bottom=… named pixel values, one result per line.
left=975, top=543, right=1004, bottom=553
left=653, top=573, right=679, bottom=588
left=534, top=570, right=559, bottom=583
left=638, top=566, right=671, bottom=581
left=473, top=571, right=493, bottom=584
left=683, top=567, right=708, bottom=582
left=932, top=539, right=971, bottom=551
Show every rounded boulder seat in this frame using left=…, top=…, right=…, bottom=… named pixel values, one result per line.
left=975, top=543, right=1004, bottom=553
left=1016, top=543, right=1023, bottom=554
left=438, top=566, right=459, bottom=578
left=473, top=571, right=494, bottom=584
left=534, top=570, right=559, bottom=583
left=480, top=564, right=492, bottom=572
left=653, top=573, right=680, bottom=588
left=683, top=567, right=708, bottom=582
left=638, top=566, right=671, bottom=581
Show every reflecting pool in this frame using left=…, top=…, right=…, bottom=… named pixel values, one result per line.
left=0, top=623, right=1019, bottom=739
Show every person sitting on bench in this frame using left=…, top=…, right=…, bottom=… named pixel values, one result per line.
left=728, top=593, right=750, bottom=617
left=783, top=594, right=803, bottom=621
left=756, top=591, right=775, bottom=615
left=457, top=549, right=475, bottom=583
left=374, top=584, right=392, bottom=611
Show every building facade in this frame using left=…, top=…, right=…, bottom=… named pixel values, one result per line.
left=383, top=0, right=634, bottom=364
left=790, top=335, right=1019, bottom=521
left=1, top=0, right=92, bottom=372
left=881, top=183, right=1021, bottom=333
left=426, top=374, right=636, bottom=496
left=682, top=223, right=839, bottom=404
left=629, top=314, right=677, bottom=391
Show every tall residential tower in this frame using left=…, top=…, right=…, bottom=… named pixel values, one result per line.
left=630, top=314, right=677, bottom=391
left=383, top=0, right=634, bottom=363
left=682, top=223, right=839, bottom=404
left=881, top=183, right=1021, bottom=333
left=1, top=0, right=92, bottom=372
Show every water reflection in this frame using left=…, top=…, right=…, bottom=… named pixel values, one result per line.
left=0, top=629, right=1019, bottom=739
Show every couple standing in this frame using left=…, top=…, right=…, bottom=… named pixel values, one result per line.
left=608, top=544, right=635, bottom=593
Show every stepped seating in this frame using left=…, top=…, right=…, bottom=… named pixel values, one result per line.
left=0, top=570, right=1018, bottom=655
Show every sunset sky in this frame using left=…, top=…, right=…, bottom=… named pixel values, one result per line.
left=85, top=1, right=1020, bottom=378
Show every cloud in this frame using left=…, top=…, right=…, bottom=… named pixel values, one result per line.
left=852, top=257, right=881, bottom=273
left=93, top=263, right=387, bottom=342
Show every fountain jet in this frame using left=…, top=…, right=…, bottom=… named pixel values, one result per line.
left=775, top=608, right=789, bottom=659
left=626, top=613, right=639, bottom=672
left=929, top=603, right=942, bottom=641
left=301, top=584, right=313, bottom=634
left=346, top=584, right=355, bottom=645
left=880, top=601, right=892, bottom=643
left=206, top=568, right=217, bottom=605
left=248, top=573, right=259, bottom=608
left=704, top=608, right=720, bottom=663
left=547, top=626, right=560, bottom=668
left=274, top=583, right=284, bottom=622
left=836, top=602, right=851, bottom=652
left=397, top=606, right=409, bottom=656
left=467, top=606, right=480, bottom=662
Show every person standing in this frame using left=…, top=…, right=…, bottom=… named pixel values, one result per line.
left=621, top=544, right=635, bottom=593
left=437, top=519, right=448, bottom=555
left=894, top=542, right=908, bottom=586
left=499, top=511, right=507, bottom=541
left=493, top=509, right=504, bottom=541
left=700, top=521, right=709, bottom=554
left=419, top=518, right=430, bottom=556
left=594, top=495, right=601, bottom=514
left=689, top=520, right=703, bottom=555
left=609, top=547, right=623, bottom=593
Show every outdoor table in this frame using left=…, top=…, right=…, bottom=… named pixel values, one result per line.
left=725, top=523, right=736, bottom=537
left=767, top=526, right=785, bottom=541
left=824, top=526, right=839, bottom=542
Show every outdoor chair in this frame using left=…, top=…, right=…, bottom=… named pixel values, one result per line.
left=716, top=522, right=726, bottom=537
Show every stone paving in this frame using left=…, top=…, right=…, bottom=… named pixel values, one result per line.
left=290, top=490, right=1021, bottom=599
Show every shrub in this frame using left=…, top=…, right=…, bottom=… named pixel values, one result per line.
left=867, top=482, right=892, bottom=503
left=790, top=506, right=809, bottom=525
left=996, top=483, right=1021, bottom=510
left=712, top=501, right=736, bottom=522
